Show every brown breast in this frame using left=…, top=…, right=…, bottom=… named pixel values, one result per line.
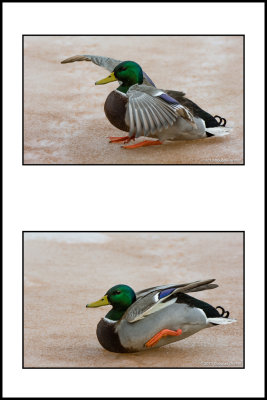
left=96, top=318, right=129, bottom=353
left=104, top=91, right=129, bottom=132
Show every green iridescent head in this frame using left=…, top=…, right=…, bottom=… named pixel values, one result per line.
left=114, top=61, right=143, bottom=87
left=86, top=284, right=136, bottom=321
left=95, top=61, right=143, bottom=93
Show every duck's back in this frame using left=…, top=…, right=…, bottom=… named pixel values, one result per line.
left=165, top=89, right=220, bottom=128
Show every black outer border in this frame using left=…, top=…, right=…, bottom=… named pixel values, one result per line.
left=22, top=230, right=245, bottom=369
left=22, top=35, right=245, bottom=166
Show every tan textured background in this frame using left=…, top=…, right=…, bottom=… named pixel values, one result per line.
left=24, top=232, right=243, bottom=368
left=23, top=36, right=243, bottom=164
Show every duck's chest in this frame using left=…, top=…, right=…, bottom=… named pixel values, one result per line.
left=96, top=318, right=129, bottom=353
left=104, top=90, right=129, bottom=132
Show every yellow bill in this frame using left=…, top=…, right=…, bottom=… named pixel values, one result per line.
left=95, top=72, right=117, bottom=85
left=86, top=294, right=110, bottom=308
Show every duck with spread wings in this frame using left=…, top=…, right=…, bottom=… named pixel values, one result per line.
left=61, top=55, right=230, bottom=149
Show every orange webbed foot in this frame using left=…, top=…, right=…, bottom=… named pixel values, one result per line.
left=145, top=328, right=182, bottom=348
left=108, top=136, right=133, bottom=143
left=123, top=140, right=162, bottom=149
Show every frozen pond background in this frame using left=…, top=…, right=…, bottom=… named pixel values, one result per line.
left=24, top=232, right=243, bottom=367
left=23, top=36, right=243, bottom=164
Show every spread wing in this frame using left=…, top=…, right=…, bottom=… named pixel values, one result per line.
left=126, top=85, right=195, bottom=138
left=123, top=279, right=218, bottom=323
left=61, top=54, right=156, bottom=86
left=61, top=54, right=122, bottom=72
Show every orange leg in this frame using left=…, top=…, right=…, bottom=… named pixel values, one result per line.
left=145, top=328, right=182, bottom=348
left=123, top=140, right=162, bottom=149
left=108, top=136, right=133, bottom=143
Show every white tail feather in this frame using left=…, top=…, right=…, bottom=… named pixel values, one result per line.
left=206, top=127, right=232, bottom=136
left=207, top=317, right=237, bottom=325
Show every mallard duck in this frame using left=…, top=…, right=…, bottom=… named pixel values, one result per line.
left=86, top=279, right=236, bottom=353
left=61, top=55, right=231, bottom=149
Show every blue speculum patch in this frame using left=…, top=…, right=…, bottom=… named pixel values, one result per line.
left=159, top=287, right=176, bottom=299
left=159, top=93, right=180, bottom=105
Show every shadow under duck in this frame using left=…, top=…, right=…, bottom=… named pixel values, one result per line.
left=86, top=279, right=236, bottom=353
left=61, top=55, right=230, bottom=149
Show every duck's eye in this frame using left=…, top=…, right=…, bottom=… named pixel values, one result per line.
left=114, top=290, right=121, bottom=295
left=120, top=67, right=127, bottom=72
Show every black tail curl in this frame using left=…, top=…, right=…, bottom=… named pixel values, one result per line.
left=214, top=115, right=227, bottom=127
left=216, top=306, right=230, bottom=318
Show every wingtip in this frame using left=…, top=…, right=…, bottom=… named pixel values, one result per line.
left=61, top=58, right=73, bottom=64
left=60, top=55, right=92, bottom=65
left=209, top=284, right=219, bottom=290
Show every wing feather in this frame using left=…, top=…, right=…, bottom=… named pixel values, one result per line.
left=124, top=279, right=218, bottom=323
left=136, top=103, right=150, bottom=136
left=61, top=55, right=155, bottom=86
left=132, top=99, right=142, bottom=137
left=126, top=85, right=194, bottom=138
left=145, top=102, right=162, bottom=132
left=157, top=101, right=178, bottom=120
left=142, top=105, right=157, bottom=135
left=149, top=101, right=173, bottom=128
left=61, top=55, right=122, bottom=72
left=134, top=100, right=158, bottom=136
left=128, top=103, right=135, bottom=136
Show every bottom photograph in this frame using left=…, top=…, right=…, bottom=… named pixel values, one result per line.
left=23, top=231, right=244, bottom=368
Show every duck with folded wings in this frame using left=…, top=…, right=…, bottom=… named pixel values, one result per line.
left=86, top=279, right=236, bottom=353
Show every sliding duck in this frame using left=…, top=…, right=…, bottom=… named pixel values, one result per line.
left=61, top=55, right=230, bottom=149
left=86, top=279, right=236, bottom=353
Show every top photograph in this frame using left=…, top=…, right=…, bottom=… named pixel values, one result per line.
left=23, top=35, right=244, bottom=165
